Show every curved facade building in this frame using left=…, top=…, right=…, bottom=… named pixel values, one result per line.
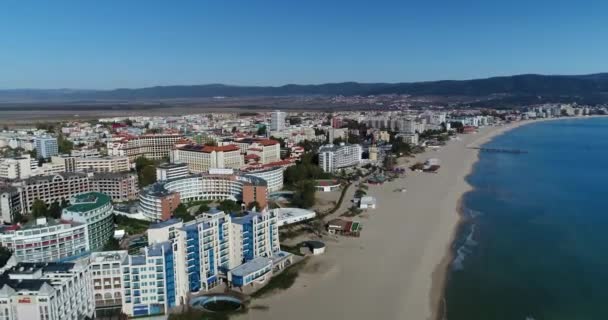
left=0, top=217, right=89, bottom=262
left=244, top=166, right=283, bottom=192
left=139, top=169, right=268, bottom=221
left=62, top=192, right=115, bottom=251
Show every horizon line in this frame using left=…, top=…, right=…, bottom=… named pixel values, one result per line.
left=1, top=71, right=607, bottom=92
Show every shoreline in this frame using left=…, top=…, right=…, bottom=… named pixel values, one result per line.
left=431, top=115, right=608, bottom=320
left=234, top=115, right=604, bottom=320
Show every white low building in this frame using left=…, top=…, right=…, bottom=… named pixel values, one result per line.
left=359, top=196, right=377, bottom=209
left=272, top=208, right=317, bottom=227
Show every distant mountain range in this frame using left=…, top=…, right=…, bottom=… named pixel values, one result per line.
left=2, top=73, right=608, bottom=104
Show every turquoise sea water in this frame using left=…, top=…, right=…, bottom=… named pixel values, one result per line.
left=445, top=118, right=608, bottom=320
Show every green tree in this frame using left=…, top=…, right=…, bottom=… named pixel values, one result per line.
left=57, top=134, right=74, bottom=154
left=12, top=212, right=25, bottom=224
left=103, top=237, right=121, bottom=251
left=256, top=125, right=267, bottom=136
left=218, top=200, right=241, bottom=213
left=139, top=165, right=157, bottom=187
left=135, top=156, right=157, bottom=187
left=354, top=189, right=367, bottom=198
left=134, top=156, right=154, bottom=172
left=172, top=204, right=193, bottom=222
left=196, top=203, right=210, bottom=214
left=31, top=199, right=48, bottom=218
left=60, top=198, right=70, bottom=208
left=0, top=247, right=12, bottom=268
left=48, top=201, right=62, bottom=219
left=247, top=201, right=261, bottom=211
left=292, top=180, right=316, bottom=209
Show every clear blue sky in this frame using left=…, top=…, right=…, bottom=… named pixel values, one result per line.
left=1, top=0, right=607, bottom=89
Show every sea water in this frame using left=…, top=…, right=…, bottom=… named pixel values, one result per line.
left=444, top=117, right=608, bottom=320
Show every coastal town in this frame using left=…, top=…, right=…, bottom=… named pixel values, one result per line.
left=0, top=103, right=604, bottom=319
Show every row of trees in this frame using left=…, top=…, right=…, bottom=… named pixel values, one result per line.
left=283, top=153, right=331, bottom=186
left=135, top=156, right=157, bottom=187
left=30, top=198, right=70, bottom=220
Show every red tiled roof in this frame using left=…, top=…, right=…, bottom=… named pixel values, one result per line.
left=245, top=154, right=260, bottom=160
left=201, top=144, right=240, bottom=153
left=248, top=148, right=263, bottom=152
left=177, top=144, right=240, bottom=153
left=256, top=139, right=279, bottom=146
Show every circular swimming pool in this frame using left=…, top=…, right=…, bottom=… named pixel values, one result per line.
left=190, top=295, right=243, bottom=312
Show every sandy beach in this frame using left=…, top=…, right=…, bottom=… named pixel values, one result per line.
left=233, top=118, right=579, bottom=320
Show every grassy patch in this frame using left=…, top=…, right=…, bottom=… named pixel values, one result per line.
left=251, top=258, right=308, bottom=298
left=115, top=215, right=150, bottom=235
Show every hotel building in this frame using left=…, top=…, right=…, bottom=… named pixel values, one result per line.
left=0, top=155, right=35, bottom=180
left=156, top=163, right=189, bottom=181
left=147, top=208, right=286, bottom=293
left=90, top=172, right=139, bottom=202
left=75, top=156, right=130, bottom=173
left=139, top=169, right=268, bottom=221
left=171, top=144, right=243, bottom=173
left=89, top=251, right=128, bottom=315
left=138, top=184, right=182, bottom=221
left=0, top=261, right=94, bottom=320
left=13, top=172, right=91, bottom=214
left=0, top=187, right=21, bottom=224
left=0, top=217, right=89, bottom=263
left=34, top=136, right=59, bottom=159
left=175, top=210, right=232, bottom=292
left=318, top=143, right=363, bottom=173
left=108, top=134, right=183, bottom=161
left=121, top=242, right=179, bottom=317
left=61, top=192, right=114, bottom=252
left=270, top=110, right=286, bottom=131
left=243, top=166, right=284, bottom=192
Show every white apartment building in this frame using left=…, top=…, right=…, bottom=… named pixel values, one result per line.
left=0, top=260, right=94, bottom=320
left=89, top=251, right=128, bottom=314
left=396, top=132, right=419, bottom=146
left=15, top=173, right=92, bottom=214
left=90, top=173, right=139, bottom=202
left=231, top=210, right=280, bottom=263
left=70, top=149, right=101, bottom=158
left=318, top=143, right=363, bottom=173
left=223, top=138, right=281, bottom=165
left=0, top=156, right=34, bottom=180
left=74, top=156, right=130, bottom=173
left=35, top=136, right=59, bottom=159
left=38, top=162, right=66, bottom=175
left=244, top=166, right=284, bottom=192
left=171, top=144, right=243, bottom=173
left=107, top=134, right=183, bottom=161
left=245, top=139, right=281, bottom=164
left=270, top=110, right=286, bottom=131
left=0, top=188, right=21, bottom=224
left=61, top=192, right=114, bottom=252
left=156, top=163, right=189, bottom=181
left=121, top=242, right=180, bottom=317
left=0, top=217, right=90, bottom=263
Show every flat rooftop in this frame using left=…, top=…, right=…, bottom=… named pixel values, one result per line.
left=229, top=257, right=272, bottom=277
left=65, top=192, right=111, bottom=213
